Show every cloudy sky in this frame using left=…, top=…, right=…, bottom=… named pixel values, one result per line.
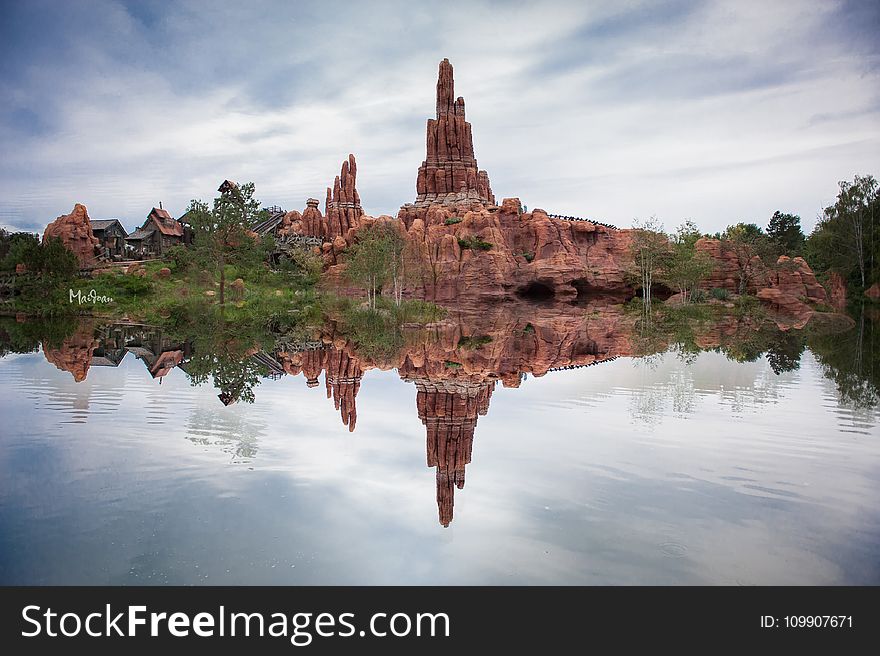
left=1, top=0, right=878, bottom=235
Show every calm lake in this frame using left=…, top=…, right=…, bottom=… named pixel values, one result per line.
left=0, top=305, right=878, bottom=585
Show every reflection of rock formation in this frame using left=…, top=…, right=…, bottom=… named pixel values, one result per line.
left=324, top=349, right=363, bottom=432
left=415, top=379, right=494, bottom=527
left=43, top=324, right=100, bottom=382
left=36, top=302, right=853, bottom=526
left=276, top=345, right=364, bottom=431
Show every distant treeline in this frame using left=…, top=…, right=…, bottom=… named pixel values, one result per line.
left=708, top=173, right=879, bottom=296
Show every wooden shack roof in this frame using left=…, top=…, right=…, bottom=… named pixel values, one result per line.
left=89, top=219, right=128, bottom=236
left=145, top=208, right=184, bottom=237
left=125, top=228, right=154, bottom=241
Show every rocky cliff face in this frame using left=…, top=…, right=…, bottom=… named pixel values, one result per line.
left=42, top=203, right=100, bottom=268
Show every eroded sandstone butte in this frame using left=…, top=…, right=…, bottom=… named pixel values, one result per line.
left=317, top=58, right=833, bottom=319
left=42, top=203, right=100, bottom=268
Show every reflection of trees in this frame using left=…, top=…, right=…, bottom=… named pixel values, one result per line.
left=808, top=308, right=878, bottom=409
left=0, top=315, right=79, bottom=356
left=765, top=332, right=805, bottom=375
left=183, top=339, right=268, bottom=405
left=177, top=315, right=272, bottom=405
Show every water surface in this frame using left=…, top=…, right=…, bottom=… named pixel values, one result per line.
left=0, top=307, right=878, bottom=585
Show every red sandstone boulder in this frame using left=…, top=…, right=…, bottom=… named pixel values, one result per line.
left=42, top=203, right=100, bottom=268
left=826, top=271, right=847, bottom=310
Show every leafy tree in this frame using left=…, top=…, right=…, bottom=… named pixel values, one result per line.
left=186, top=181, right=263, bottom=305
left=344, top=222, right=407, bottom=309
left=805, top=174, right=879, bottom=292
left=664, top=222, right=713, bottom=303
left=629, top=216, right=669, bottom=312
left=766, top=211, right=805, bottom=256
left=3, top=233, right=77, bottom=280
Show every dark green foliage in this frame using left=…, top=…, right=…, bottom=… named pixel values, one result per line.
left=2, top=234, right=78, bottom=280
left=0, top=314, right=79, bottom=355
left=807, top=309, right=878, bottom=408
left=710, top=287, right=731, bottom=301
left=457, top=236, right=492, bottom=251
left=444, top=217, right=463, bottom=225
left=277, top=248, right=323, bottom=284
left=766, top=211, right=805, bottom=256
left=804, top=174, right=879, bottom=295
left=185, top=181, right=265, bottom=305
left=689, top=288, right=708, bottom=303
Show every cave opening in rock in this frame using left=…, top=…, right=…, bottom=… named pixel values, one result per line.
left=570, top=278, right=597, bottom=301
left=516, top=281, right=556, bottom=301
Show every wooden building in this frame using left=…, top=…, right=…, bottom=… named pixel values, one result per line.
left=89, top=219, right=128, bottom=261
left=125, top=207, right=186, bottom=257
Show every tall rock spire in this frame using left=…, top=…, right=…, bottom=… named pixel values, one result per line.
left=414, top=58, right=495, bottom=207
left=325, top=153, right=364, bottom=240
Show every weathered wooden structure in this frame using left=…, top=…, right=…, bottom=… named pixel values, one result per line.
left=89, top=219, right=128, bottom=260
left=125, top=207, right=188, bottom=257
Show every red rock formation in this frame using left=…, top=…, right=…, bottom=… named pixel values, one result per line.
left=42, top=203, right=101, bottom=268
left=409, top=59, right=494, bottom=208
left=42, top=324, right=99, bottom=382
left=325, top=154, right=364, bottom=240
left=306, top=58, right=833, bottom=311
left=416, top=379, right=493, bottom=527
left=827, top=271, right=847, bottom=311
left=763, top=255, right=828, bottom=303
left=866, top=282, right=880, bottom=300
left=324, top=347, right=363, bottom=432
left=302, top=198, right=328, bottom=238
left=278, top=199, right=329, bottom=240
left=398, top=200, right=635, bottom=302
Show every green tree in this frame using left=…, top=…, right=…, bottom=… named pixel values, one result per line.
left=806, top=174, right=879, bottom=292
left=766, top=211, right=805, bottom=256
left=186, top=181, right=263, bottom=305
left=629, top=216, right=669, bottom=313
left=3, top=233, right=77, bottom=280
left=344, top=222, right=406, bottom=309
left=664, top=222, right=713, bottom=302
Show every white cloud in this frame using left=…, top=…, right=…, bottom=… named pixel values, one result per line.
left=0, top=0, right=877, bottom=234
